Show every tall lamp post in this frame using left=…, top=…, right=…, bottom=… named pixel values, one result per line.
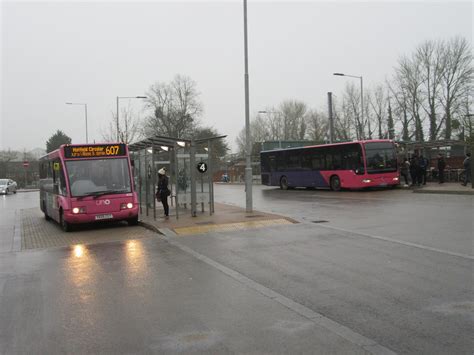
left=116, top=96, right=147, bottom=142
left=243, top=0, right=252, bottom=213
left=66, top=102, right=88, bottom=143
left=333, top=73, right=364, bottom=138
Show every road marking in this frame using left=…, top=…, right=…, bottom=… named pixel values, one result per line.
left=174, top=218, right=294, bottom=236
left=316, top=224, right=474, bottom=261
left=161, top=232, right=397, bottom=355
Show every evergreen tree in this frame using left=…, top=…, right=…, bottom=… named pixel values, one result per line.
left=46, top=130, right=72, bottom=153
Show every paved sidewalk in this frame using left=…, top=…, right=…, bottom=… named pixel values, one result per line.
left=139, top=202, right=297, bottom=236
left=410, top=182, right=474, bottom=195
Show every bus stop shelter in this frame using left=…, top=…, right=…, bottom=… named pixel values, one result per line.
left=128, top=135, right=226, bottom=219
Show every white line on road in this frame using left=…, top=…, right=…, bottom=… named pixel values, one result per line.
left=161, top=232, right=397, bottom=355
left=316, top=224, right=474, bottom=261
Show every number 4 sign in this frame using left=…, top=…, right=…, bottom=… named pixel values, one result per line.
left=197, top=162, right=208, bottom=173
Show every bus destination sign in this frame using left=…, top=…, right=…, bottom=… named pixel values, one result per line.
left=64, top=144, right=126, bottom=159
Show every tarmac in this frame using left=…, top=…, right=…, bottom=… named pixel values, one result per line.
left=16, top=182, right=473, bottom=241
left=139, top=202, right=298, bottom=237
left=409, top=182, right=474, bottom=195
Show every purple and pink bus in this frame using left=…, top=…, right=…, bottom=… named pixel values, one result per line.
left=40, top=143, right=139, bottom=231
left=260, top=140, right=399, bottom=190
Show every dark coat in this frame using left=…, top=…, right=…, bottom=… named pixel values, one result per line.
left=437, top=157, right=446, bottom=170
left=157, top=175, right=170, bottom=196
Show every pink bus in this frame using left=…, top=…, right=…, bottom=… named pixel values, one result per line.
left=39, top=143, right=139, bottom=231
left=260, top=140, right=399, bottom=190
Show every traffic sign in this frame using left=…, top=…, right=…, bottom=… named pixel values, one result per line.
left=23, top=161, right=29, bottom=168
left=197, top=162, right=208, bottom=173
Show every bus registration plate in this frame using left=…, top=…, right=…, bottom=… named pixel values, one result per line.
left=95, top=214, right=113, bottom=220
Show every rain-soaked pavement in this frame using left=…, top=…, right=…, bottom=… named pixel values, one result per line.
left=0, top=188, right=473, bottom=354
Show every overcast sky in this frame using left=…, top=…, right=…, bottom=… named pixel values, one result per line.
left=1, top=1, right=472, bottom=152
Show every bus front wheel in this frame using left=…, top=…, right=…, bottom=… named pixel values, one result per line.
left=43, top=201, right=51, bottom=221
left=59, top=210, right=71, bottom=232
left=280, top=176, right=289, bottom=190
left=128, top=216, right=139, bottom=226
left=330, top=175, right=341, bottom=191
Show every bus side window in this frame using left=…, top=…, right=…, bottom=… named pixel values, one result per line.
left=311, top=152, right=323, bottom=170
left=332, top=147, right=342, bottom=170
left=301, top=151, right=312, bottom=170
left=325, top=149, right=333, bottom=170
left=276, top=152, right=286, bottom=172
left=269, top=156, right=276, bottom=172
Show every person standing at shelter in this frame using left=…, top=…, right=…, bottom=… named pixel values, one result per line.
left=462, top=152, right=471, bottom=186
left=409, top=155, right=420, bottom=187
left=419, top=154, right=428, bottom=185
left=437, top=154, right=446, bottom=184
left=157, top=168, right=170, bottom=217
left=400, top=158, right=410, bottom=187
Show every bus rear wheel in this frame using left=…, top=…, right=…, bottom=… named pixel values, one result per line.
left=280, top=176, right=289, bottom=190
left=330, top=175, right=341, bottom=191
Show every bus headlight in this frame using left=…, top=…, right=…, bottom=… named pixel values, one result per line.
left=362, top=179, right=372, bottom=183
left=393, top=177, right=399, bottom=181
left=127, top=202, right=133, bottom=209
left=72, top=207, right=85, bottom=214
left=121, top=203, right=134, bottom=210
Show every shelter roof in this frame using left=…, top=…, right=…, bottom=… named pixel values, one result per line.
left=128, top=135, right=227, bottom=152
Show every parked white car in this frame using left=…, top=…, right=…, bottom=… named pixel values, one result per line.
left=0, top=179, right=17, bottom=194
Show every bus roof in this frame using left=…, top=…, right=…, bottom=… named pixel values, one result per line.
left=260, top=139, right=394, bottom=154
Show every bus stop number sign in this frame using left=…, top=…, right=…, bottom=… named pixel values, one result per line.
left=197, top=162, right=208, bottom=173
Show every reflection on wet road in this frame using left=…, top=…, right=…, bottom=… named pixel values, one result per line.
left=215, top=184, right=473, bottom=256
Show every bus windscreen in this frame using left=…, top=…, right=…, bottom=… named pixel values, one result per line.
left=364, top=142, right=397, bottom=173
left=66, top=158, right=131, bottom=197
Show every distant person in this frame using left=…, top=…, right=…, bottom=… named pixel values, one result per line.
left=462, top=152, right=471, bottom=186
left=409, top=155, right=420, bottom=187
left=400, top=158, right=410, bottom=187
left=156, top=168, right=170, bottom=217
left=419, top=154, right=429, bottom=185
left=437, top=154, right=446, bottom=184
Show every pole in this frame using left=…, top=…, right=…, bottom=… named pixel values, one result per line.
left=243, top=0, right=253, bottom=213
left=116, top=96, right=120, bottom=142
left=360, top=76, right=364, bottom=139
left=84, top=104, right=88, bottom=143
left=190, top=140, right=197, bottom=217
left=328, top=92, right=334, bottom=143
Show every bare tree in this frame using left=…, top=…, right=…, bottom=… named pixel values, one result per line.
left=415, top=40, right=445, bottom=140
left=0, top=149, right=18, bottom=176
left=369, top=85, right=388, bottom=139
left=334, top=97, right=353, bottom=141
left=279, top=100, right=307, bottom=140
left=439, top=37, right=473, bottom=139
left=144, top=75, right=202, bottom=139
left=102, top=105, right=143, bottom=144
left=236, top=115, right=271, bottom=157
left=305, top=109, right=328, bottom=142
left=396, top=55, right=425, bottom=141
left=387, top=75, right=412, bottom=141
left=343, top=83, right=364, bottom=140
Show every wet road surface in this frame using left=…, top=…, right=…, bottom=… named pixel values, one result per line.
left=215, top=184, right=473, bottom=257
left=1, top=188, right=472, bottom=354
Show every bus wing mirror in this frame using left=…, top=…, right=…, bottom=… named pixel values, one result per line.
left=131, top=159, right=135, bottom=167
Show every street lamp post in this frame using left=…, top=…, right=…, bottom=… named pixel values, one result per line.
left=243, top=0, right=252, bottom=213
left=334, top=73, right=364, bottom=139
left=116, top=96, right=147, bottom=142
left=66, top=102, right=88, bottom=143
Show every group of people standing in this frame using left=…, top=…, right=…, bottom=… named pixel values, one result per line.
left=399, top=154, right=429, bottom=187
left=399, top=152, right=471, bottom=187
